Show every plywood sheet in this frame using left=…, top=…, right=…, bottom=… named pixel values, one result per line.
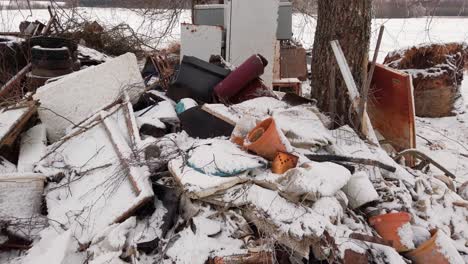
left=368, top=64, right=416, bottom=152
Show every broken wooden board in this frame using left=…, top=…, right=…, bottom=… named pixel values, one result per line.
left=168, top=155, right=250, bottom=199
left=368, top=64, right=416, bottom=152
left=280, top=46, right=308, bottom=81
left=180, top=23, right=223, bottom=62
left=34, top=53, right=145, bottom=142
left=36, top=101, right=153, bottom=243
left=0, top=101, right=38, bottom=146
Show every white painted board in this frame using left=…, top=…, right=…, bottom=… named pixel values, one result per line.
left=225, top=0, right=279, bottom=87
left=181, top=23, right=223, bottom=62
left=34, top=53, right=144, bottom=142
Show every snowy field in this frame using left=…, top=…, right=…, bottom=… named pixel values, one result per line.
left=1, top=8, right=468, bottom=181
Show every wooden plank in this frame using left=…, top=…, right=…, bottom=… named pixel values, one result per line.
left=368, top=64, right=416, bottom=152
left=330, top=40, right=379, bottom=144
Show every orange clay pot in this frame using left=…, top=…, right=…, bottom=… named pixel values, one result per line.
left=244, top=118, right=287, bottom=160
left=405, top=229, right=451, bottom=264
left=272, top=151, right=299, bottom=174
left=231, top=136, right=245, bottom=147
left=369, top=212, right=412, bottom=252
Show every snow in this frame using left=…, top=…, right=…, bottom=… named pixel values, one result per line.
left=186, top=139, right=266, bottom=176
left=36, top=104, right=153, bottom=243
left=224, top=184, right=327, bottom=240
left=168, top=156, right=249, bottom=199
left=165, top=208, right=247, bottom=264
left=435, top=230, right=465, bottom=264
left=135, top=101, right=179, bottom=129
left=397, top=223, right=415, bottom=250
left=34, top=53, right=145, bottom=142
left=17, top=124, right=47, bottom=172
left=175, top=98, right=198, bottom=114
left=273, top=105, right=332, bottom=150
left=342, top=171, right=379, bottom=209
left=0, top=106, right=29, bottom=141
left=89, top=217, right=136, bottom=262
left=77, top=45, right=109, bottom=63
left=0, top=156, right=16, bottom=174
left=0, top=174, right=45, bottom=218
left=276, top=161, right=351, bottom=201
left=22, top=229, right=76, bottom=264
left=411, top=225, right=431, bottom=248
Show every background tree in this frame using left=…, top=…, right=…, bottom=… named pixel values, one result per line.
left=310, top=0, right=372, bottom=128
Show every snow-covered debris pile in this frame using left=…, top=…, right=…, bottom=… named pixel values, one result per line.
left=1, top=43, right=468, bottom=264
left=384, top=43, right=467, bottom=117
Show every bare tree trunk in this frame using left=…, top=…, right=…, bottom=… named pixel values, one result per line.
left=310, top=0, right=371, bottom=127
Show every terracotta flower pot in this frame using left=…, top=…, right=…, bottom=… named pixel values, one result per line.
left=244, top=118, right=287, bottom=160
left=406, top=229, right=462, bottom=264
left=369, top=212, right=412, bottom=252
left=272, top=151, right=299, bottom=174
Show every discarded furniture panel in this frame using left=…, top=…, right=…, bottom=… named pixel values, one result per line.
left=368, top=64, right=416, bottom=152
left=37, top=102, right=153, bottom=243
left=0, top=173, right=45, bottom=218
left=181, top=23, right=223, bottom=62
left=194, top=1, right=292, bottom=40
left=34, top=53, right=144, bottom=142
left=0, top=173, right=47, bottom=240
left=178, top=105, right=235, bottom=139
left=273, top=78, right=302, bottom=95
left=225, top=0, right=279, bottom=87
left=280, top=46, right=307, bottom=81
left=17, top=124, right=47, bottom=172
left=168, top=56, right=230, bottom=103
left=0, top=101, right=38, bottom=147
left=384, top=43, right=465, bottom=117
left=168, top=156, right=249, bottom=199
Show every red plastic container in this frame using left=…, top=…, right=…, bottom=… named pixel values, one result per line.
left=214, top=54, right=267, bottom=100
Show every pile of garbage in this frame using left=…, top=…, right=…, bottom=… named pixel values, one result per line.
left=1, top=14, right=468, bottom=264
left=384, top=43, right=467, bottom=117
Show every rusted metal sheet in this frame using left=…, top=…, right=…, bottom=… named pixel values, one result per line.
left=368, top=64, right=416, bottom=152
left=280, top=46, right=307, bottom=81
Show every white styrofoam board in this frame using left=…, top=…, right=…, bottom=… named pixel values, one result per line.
left=17, top=124, right=47, bottom=173
left=181, top=23, right=223, bottom=62
left=225, top=0, right=279, bottom=87
left=34, top=53, right=144, bottom=142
